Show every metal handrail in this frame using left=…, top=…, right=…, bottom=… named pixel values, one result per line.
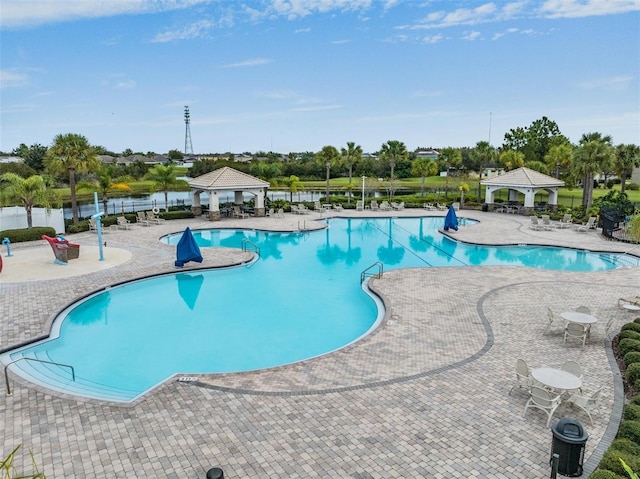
left=360, top=261, right=384, bottom=283
left=5, top=357, right=76, bottom=395
left=240, top=238, right=260, bottom=257
left=298, top=220, right=308, bottom=231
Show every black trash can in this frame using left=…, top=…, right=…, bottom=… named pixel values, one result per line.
left=550, top=418, right=588, bottom=477
left=482, top=203, right=488, bottom=212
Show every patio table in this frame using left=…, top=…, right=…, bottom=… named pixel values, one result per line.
left=561, top=311, right=598, bottom=326
left=531, top=367, right=582, bottom=392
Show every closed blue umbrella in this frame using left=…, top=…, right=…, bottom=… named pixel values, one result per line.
left=444, top=205, right=459, bottom=231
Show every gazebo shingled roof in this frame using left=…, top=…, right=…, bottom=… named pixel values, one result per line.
left=189, top=166, right=270, bottom=190
left=480, top=167, right=564, bottom=188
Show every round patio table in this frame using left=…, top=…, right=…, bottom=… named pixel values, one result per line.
left=560, top=311, right=598, bottom=326
left=531, top=367, right=582, bottom=392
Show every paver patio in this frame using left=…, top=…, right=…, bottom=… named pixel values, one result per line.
left=1, top=209, right=638, bottom=478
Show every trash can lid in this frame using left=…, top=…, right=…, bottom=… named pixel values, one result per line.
left=552, top=418, right=588, bottom=443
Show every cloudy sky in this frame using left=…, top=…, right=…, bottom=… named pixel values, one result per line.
left=1, top=0, right=639, bottom=155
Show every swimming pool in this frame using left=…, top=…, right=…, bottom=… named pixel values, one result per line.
left=3, top=217, right=637, bottom=402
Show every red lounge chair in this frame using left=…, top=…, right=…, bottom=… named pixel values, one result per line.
left=42, top=235, right=80, bottom=264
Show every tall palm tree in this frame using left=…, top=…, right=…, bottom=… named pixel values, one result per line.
left=438, top=147, right=462, bottom=198
left=573, top=132, right=615, bottom=209
left=0, top=172, right=59, bottom=228
left=283, top=175, right=304, bottom=202
left=411, top=158, right=438, bottom=196
left=45, top=133, right=99, bottom=224
left=145, top=164, right=179, bottom=212
left=316, top=146, right=340, bottom=200
left=340, top=142, right=362, bottom=203
left=379, top=140, right=408, bottom=199
left=614, top=143, right=640, bottom=193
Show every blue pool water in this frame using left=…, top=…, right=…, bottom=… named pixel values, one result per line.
left=3, top=217, right=638, bottom=402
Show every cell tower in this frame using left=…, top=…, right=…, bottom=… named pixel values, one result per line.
left=184, top=105, right=193, bottom=155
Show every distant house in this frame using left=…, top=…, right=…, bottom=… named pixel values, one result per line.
left=414, top=149, right=439, bottom=160
left=0, top=156, right=24, bottom=164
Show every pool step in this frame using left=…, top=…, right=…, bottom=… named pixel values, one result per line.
left=5, top=351, right=140, bottom=403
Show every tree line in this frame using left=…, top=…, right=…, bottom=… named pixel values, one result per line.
left=1, top=116, right=639, bottom=228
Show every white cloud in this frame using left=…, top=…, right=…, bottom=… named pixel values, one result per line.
left=422, top=33, right=444, bottom=44
left=221, top=58, right=273, bottom=68
left=0, top=70, right=29, bottom=88
left=463, top=31, right=482, bottom=40
left=412, top=90, right=442, bottom=98
left=266, top=0, right=373, bottom=20
left=577, top=76, right=634, bottom=91
left=539, top=0, right=640, bottom=19
left=0, top=0, right=211, bottom=29
left=331, top=39, right=350, bottom=44
left=151, top=19, right=215, bottom=42
left=291, top=104, right=342, bottom=112
left=116, top=80, right=137, bottom=89
left=295, top=27, right=311, bottom=33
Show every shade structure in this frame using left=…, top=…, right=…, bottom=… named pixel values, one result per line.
left=444, top=205, right=459, bottom=231
left=174, top=227, right=203, bottom=267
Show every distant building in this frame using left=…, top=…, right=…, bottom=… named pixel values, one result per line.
left=0, top=156, right=24, bottom=164
left=414, top=149, right=439, bottom=160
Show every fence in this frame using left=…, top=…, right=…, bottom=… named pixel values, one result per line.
left=0, top=206, right=66, bottom=234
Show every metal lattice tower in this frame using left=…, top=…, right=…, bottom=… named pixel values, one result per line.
left=184, top=105, right=193, bottom=155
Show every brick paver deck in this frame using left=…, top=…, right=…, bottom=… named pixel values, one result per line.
left=1, top=209, right=638, bottom=478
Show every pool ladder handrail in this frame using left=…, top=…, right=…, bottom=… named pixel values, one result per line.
left=240, top=238, right=260, bottom=258
left=5, top=357, right=76, bottom=396
left=360, top=261, right=384, bottom=283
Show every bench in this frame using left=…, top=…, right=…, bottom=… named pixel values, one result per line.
left=42, top=235, right=80, bottom=264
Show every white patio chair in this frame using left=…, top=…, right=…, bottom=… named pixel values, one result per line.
left=116, top=216, right=132, bottom=230
left=356, top=200, right=364, bottom=211
left=575, top=216, right=596, bottom=232
left=523, top=386, right=562, bottom=427
left=276, top=208, right=284, bottom=218
left=370, top=200, right=379, bottom=211
left=545, top=307, right=558, bottom=333
left=565, top=387, right=602, bottom=425
left=575, top=306, right=591, bottom=314
left=564, top=322, right=588, bottom=347
left=88, top=218, right=98, bottom=232
left=509, top=358, right=533, bottom=395
left=560, top=360, right=583, bottom=380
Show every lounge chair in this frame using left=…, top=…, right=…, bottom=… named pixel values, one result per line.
left=423, top=203, right=436, bottom=211
left=540, top=215, right=555, bottom=231
left=356, top=200, right=364, bottom=211
left=618, top=296, right=640, bottom=308
left=530, top=216, right=544, bottom=231
left=575, top=217, right=596, bottom=232
left=436, top=203, right=447, bottom=211
left=391, top=201, right=405, bottom=210
left=370, top=200, right=379, bottom=211
left=116, top=216, right=132, bottom=230
left=380, top=201, right=391, bottom=211
left=88, top=218, right=98, bottom=232
left=557, top=213, right=573, bottom=229
left=136, top=211, right=150, bottom=226
left=333, top=204, right=343, bottom=211
left=276, top=208, right=284, bottom=218
left=314, top=201, right=322, bottom=212
left=146, top=210, right=165, bottom=224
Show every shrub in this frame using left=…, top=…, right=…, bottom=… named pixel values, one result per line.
left=599, top=449, right=640, bottom=476
left=618, top=420, right=640, bottom=444
left=625, top=352, right=640, bottom=367
left=611, top=438, right=640, bottom=456
left=631, top=395, right=640, bottom=406
left=626, top=363, right=640, bottom=386
left=624, top=404, right=640, bottom=422
left=0, top=227, right=56, bottom=243
left=590, top=469, right=625, bottom=479
left=622, top=323, right=640, bottom=334
left=619, top=338, right=640, bottom=357
left=160, top=210, right=194, bottom=220
left=627, top=182, right=639, bottom=191
left=620, top=330, right=640, bottom=342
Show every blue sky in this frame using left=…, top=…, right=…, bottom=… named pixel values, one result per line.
left=1, top=0, right=639, bottom=155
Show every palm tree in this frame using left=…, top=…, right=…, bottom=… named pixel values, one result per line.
left=340, top=142, right=362, bottom=203
left=45, top=133, right=99, bottom=224
left=145, top=164, right=179, bottom=212
left=79, top=165, right=132, bottom=215
left=379, top=140, right=408, bottom=199
left=283, top=175, right=304, bottom=202
left=573, top=132, right=615, bottom=209
left=411, top=158, right=438, bottom=196
left=438, top=147, right=462, bottom=198
left=614, top=143, right=640, bottom=193
left=0, top=172, right=59, bottom=228
left=316, top=146, right=340, bottom=201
